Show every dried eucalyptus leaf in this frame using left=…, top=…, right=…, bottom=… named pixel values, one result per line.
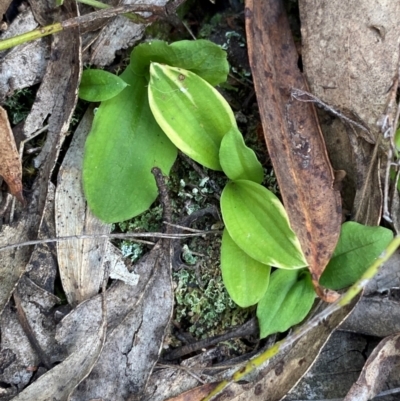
left=56, top=108, right=111, bottom=305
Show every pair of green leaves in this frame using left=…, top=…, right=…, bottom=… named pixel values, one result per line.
left=81, top=40, right=229, bottom=223
left=240, top=222, right=393, bottom=339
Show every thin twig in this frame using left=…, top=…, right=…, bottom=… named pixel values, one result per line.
left=291, top=88, right=370, bottom=133
left=163, top=222, right=209, bottom=233
left=157, top=363, right=207, bottom=384
left=152, top=167, right=172, bottom=231
left=0, top=230, right=221, bottom=253
left=14, top=288, right=53, bottom=369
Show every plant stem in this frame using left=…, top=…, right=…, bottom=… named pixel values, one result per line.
left=0, top=23, right=63, bottom=50
left=202, top=235, right=400, bottom=401
left=0, top=4, right=164, bottom=51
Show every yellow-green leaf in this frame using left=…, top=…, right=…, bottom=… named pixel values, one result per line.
left=221, top=180, right=307, bottom=268
left=148, top=63, right=237, bottom=170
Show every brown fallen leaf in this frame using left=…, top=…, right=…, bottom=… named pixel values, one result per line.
left=55, top=108, right=110, bottom=306
left=245, top=0, right=342, bottom=301
left=165, top=382, right=221, bottom=401
left=344, top=333, right=400, bottom=401
left=0, top=105, right=24, bottom=205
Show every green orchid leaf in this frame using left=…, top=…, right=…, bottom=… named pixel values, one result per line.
left=130, top=39, right=229, bottom=86
left=320, top=222, right=393, bottom=290
left=257, top=269, right=315, bottom=339
left=221, top=228, right=270, bottom=307
left=79, top=69, right=128, bottom=102
left=83, top=66, right=177, bottom=223
left=148, top=63, right=237, bottom=170
left=219, top=127, right=264, bottom=183
left=221, top=180, right=307, bottom=268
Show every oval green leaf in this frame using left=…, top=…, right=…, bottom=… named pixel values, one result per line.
left=257, top=269, right=315, bottom=339
left=130, top=39, right=229, bottom=86
left=221, top=180, right=307, bottom=268
left=83, top=67, right=177, bottom=223
left=148, top=63, right=237, bottom=170
left=221, top=228, right=270, bottom=307
left=320, top=222, right=393, bottom=290
left=219, top=127, right=264, bottom=183
left=79, top=69, right=128, bottom=102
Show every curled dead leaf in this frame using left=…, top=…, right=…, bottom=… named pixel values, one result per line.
left=0, top=106, right=25, bottom=205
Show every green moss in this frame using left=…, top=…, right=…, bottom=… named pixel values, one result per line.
left=4, top=87, right=35, bottom=125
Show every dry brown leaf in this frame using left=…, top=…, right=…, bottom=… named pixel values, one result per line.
left=53, top=238, right=173, bottom=400
left=55, top=108, right=110, bottom=306
left=245, top=0, right=342, bottom=301
left=165, top=382, right=221, bottom=401
left=0, top=9, right=48, bottom=101
left=0, top=105, right=24, bottom=204
left=344, top=333, right=400, bottom=401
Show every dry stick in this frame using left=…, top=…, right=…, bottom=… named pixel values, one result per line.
left=0, top=4, right=166, bottom=51
left=164, top=317, right=258, bottom=361
left=0, top=230, right=221, bottom=253
left=201, top=235, right=400, bottom=401
left=13, top=288, right=53, bottom=369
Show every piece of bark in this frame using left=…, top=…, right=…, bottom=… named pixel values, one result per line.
left=283, top=331, right=370, bottom=400
left=299, top=1, right=400, bottom=225
left=0, top=0, right=12, bottom=18
left=341, top=251, right=400, bottom=337
left=245, top=0, right=342, bottom=300
left=144, top=349, right=219, bottom=401
left=344, top=333, right=400, bottom=401
left=0, top=0, right=80, bottom=321
left=10, top=302, right=106, bottom=401
left=27, top=0, right=57, bottom=26
left=55, top=108, right=111, bottom=306
left=53, top=237, right=173, bottom=401
left=341, top=296, right=400, bottom=338
left=0, top=303, right=39, bottom=393
left=0, top=105, right=24, bottom=203
left=0, top=9, right=48, bottom=101
left=88, top=0, right=169, bottom=67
